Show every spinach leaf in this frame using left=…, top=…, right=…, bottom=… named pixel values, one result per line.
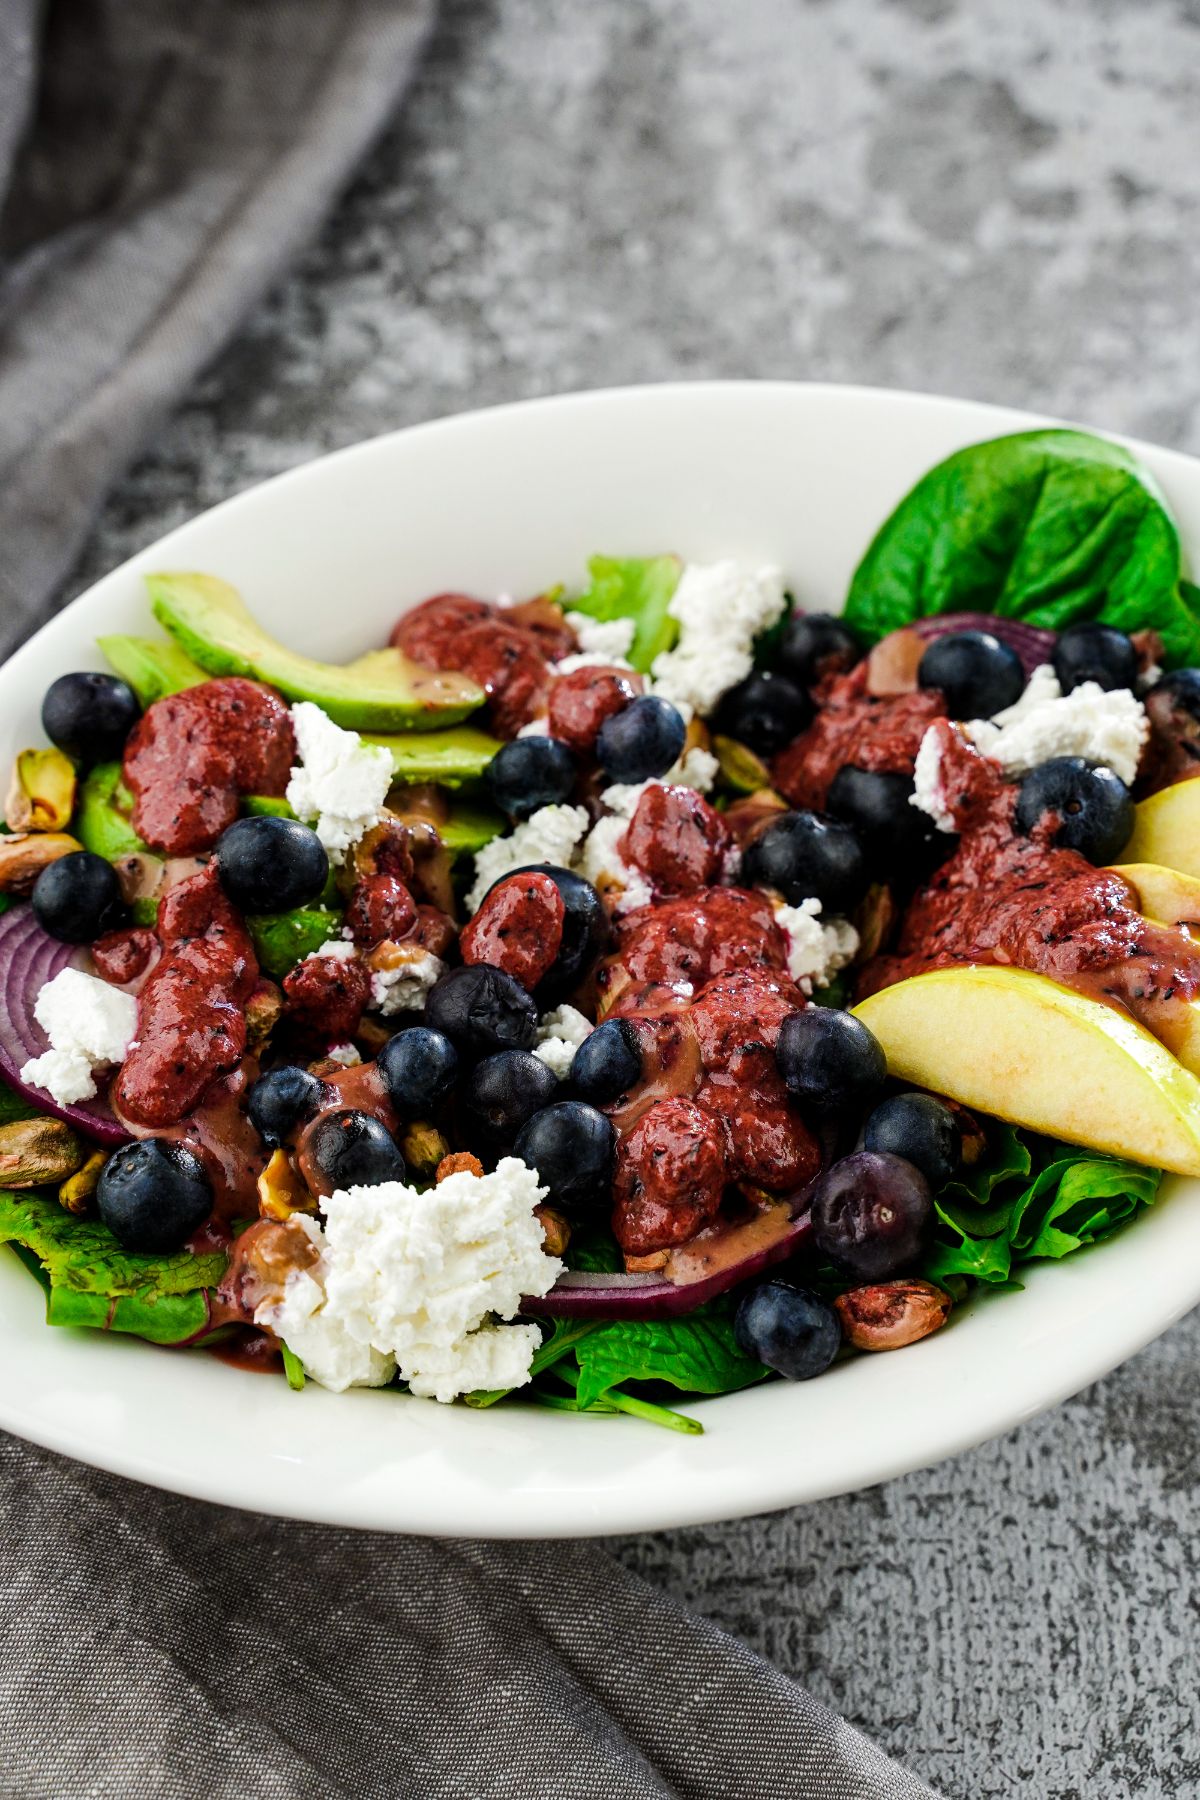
left=569, top=554, right=682, bottom=672
left=573, top=1311, right=767, bottom=1411
left=844, top=429, right=1200, bottom=666
left=1008, top=1154, right=1160, bottom=1260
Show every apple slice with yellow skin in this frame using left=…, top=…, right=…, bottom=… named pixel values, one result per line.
left=1123, top=779, right=1200, bottom=880
left=1108, top=862, right=1200, bottom=937
left=853, top=965, right=1200, bottom=1177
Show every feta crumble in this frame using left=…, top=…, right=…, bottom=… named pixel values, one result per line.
left=964, top=666, right=1148, bottom=786
left=286, top=701, right=394, bottom=862
left=466, top=804, right=589, bottom=912
left=326, top=1043, right=362, bottom=1068
left=650, top=560, right=786, bottom=716
left=301, top=936, right=358, bottom=965
left=533, top=1004, right=593, bottom=1079
left=20, top=968, right=138, bottom=1106
left=577, top=812, right=653, bottom=913
left=266, top=1264, right=397, bottom=1393
left=910, top=726, right=957, bottom=833
left=369, top=950, right=445, bottom=1015
left=556, top=611, right=637, bottom=671
left=774, top=899, right=859, bottom=996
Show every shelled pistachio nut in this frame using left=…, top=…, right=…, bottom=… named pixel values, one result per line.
left=5, top=749, right=77, bottom=833
left=0, top=1117, right=86, bottom=1188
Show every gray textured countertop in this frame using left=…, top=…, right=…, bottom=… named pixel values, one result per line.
left=61, top=3, right=1200, bottom=1794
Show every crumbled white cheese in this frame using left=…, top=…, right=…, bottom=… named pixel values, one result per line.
left=286, top=701, right=394, bottom=862
left=774, top=899, right=860, bottom=996
left=577, top=812, right=654, bottom=913
left=302, top=936, right=358, bottom=965
left=259, top=1158, right=560, bottom=1403
left=466, top=804, right=589, bottom=912
left=965, top=668, right=1148, bottom=786
left=533, top=1004, right=593, bottom=1079
left=910, top=726, right=957, bottom=833
left=649, top=560, right=786, bottom=717
left=326, top=1043, right=362, bottom=1068
left=558, top=612, right=637, bottom=669
left=672, top=745, right=718, bottom=794
left=369, top=951, right=445, bottom=1016
left=516, top=716, right=550, bottom=738
left=20, top=967, right=138, bottom=1106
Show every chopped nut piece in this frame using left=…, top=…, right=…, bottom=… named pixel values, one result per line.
left=58, top=1149, right=108, bottom=1215
left=436, top=1151, right=484, bottom=1182
left=256, top=1147, right=316, bottom=1221
left=0, top=831, right=84, bottom=894
left=854, top=883, right=897, bottom=963
left=245, top=979, right=284, bottom=1050
left=624, top=1250, right=670, bottom=1273
left=713, top=734, right=773, bottom=795
left=5, top=749, right=77, bottom=833
left=0, top=1117, right=86, bottom=1188
left=865, top=627, right=924, bottom=696
left=834, top=1279, right=952, bottom=1351
left=402, top=1120, right=450, bottom=1180
left=533, top=1203, right=571, bottom=1257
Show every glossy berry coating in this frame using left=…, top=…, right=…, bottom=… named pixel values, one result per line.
left=777, top=612, right=862, bottom=689
left=1052, top=622, right=1138, bottom=695
left=307, top=1108, right=406, bottom=1190
left=741, top=810, right=869, bottom=913
left=31, top=850, right=126, bottom=943
left=247, top=1065, right=327, bottom=1148
left=513, top=1100, right=615, bottom=1216
left=215, top=815, right=329, bottom=914
left=96, top=1138, right=212, bottom=1253
left=596, top=695, right=687, bottom=784
left=825, top=766, right=939, bottom=874
left=495, top=864, right=610, bottom=1004
left=713, top=669, right=812, bottom=756
left=377, top=1026, right=459, bottom=1112
left=776, top=1007, right=887, bottom=1114
left=810, top=1150, right=932, bottom=1280
left=917, top=630, right=1025, bottom=720
left=570, top=1017, right=641, bottom=1106
left=41, top=671, right=140, bottom=766
left=1013, top=756, right=1134, bottom=864
left=484, top=736, right=578, bottom=820
left=864, top=1092, right=961, bottom=1190
left=424, top=962, right=538, bottom=1057
left=734, top=1280, right=842, bottom=1381
left=465, top=1049, right=560, bottom=1139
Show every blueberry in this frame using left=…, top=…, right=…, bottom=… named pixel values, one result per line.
left=570, top=1017, right=640, bottom=1106
left=741, top=810, right=869, bottom=912
left=513, top=1100, right=615, bottom=1216
left=1013, top=756, right=1134, bottom=864
left=215, top=815, right=329, bottom=915
left=596, top=695, right=687, bottom=783
left=776, top=1007, right=886, bottom=1114
left=1149, top=667, right=1200, bottom=723
left=712, top=670, right=812, bottom=756
left=918, top=630, right=1025, bottom=719
left=825, top=766, right=941, bottom=875
left=377, top=1026, right=459, bottom=1112
left=1145, top=668, right=1200, bottom=753
left=31, top=851, right=126, bottom=943
left=864, top=1093, right=961, bottom=1189
left=247, top=1065, right=327, bottom=1148
left=777, top=613, right=862, bottom=689
left=810, top=1150, right=932, bottom=1280
left=465, top=1049, right=560, bottom=1139
left=1052, top=622, right=1138, bottom=695
left=424, top=963, right=538, bottom=1057
left=96, top=1138, right=212, bottom=1253
left=494, top=865, right=610, bottom=1004
left=307, top=1108, right=406, bottom=1191
left=484, top=736, right=578, bottom=820
left=733, top=1280, right=841, bottom=1381
left=42, top=672, right=140, bottom=766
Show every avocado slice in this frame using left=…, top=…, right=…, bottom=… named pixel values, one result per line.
left=74, top=763, right=148, bottom=860
left=363, top=724, right=502, bottom=787
left=98, top=634, right=207, bottom=706
left=146, top=572, right=484, bottom=731
left=247, top=906, right=343, bottom=980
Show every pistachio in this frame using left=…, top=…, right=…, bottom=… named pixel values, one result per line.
left=436, top=1150, right=483, bottom=1182
left=245, top=979, right=284, bottom=1050
left=0, top=1117, right=86, bottom=1188
left=5, top=748, right=77, bottom=833
left=854, top=883, right=897, bottom=963
left=256, top=1147, right=316, bottom=1221
left=58, top=1149, right=108, bottom=1216
left=624, top=1250, right=669, bottom=1273
left=534, top=1203, right=571, bottom=1258
left=402, top=1120, right=450, bottom=1181
left=0, top=830, right=84, bottom=894
left=865, top=627, right=924, bottom=696
left=713, top=734, right=773, bottom=795
left=834, top=1279, right=952, bottom=1352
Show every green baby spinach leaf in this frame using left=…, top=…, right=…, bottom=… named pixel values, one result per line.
left=1008, top=1154, right=1160, bottom=1260
left=573, top=1311, right=767, bottom=1412
left=569, top=554, right=682, bottom=673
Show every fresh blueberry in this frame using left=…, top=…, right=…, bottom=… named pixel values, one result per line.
left=96, top=1138, right=213, bottom=1253
left=465, top=1049, right=560, bottom=1139
left=1052, top=622, right=1138, bottom=694
left=494, top=865, right=610, bottom=1004
left=513, top=1100, right=615, bottom=1216
left=777, top=613, right=862, bottom=689
left=713, top=670, right=812, bottom=756
left=484, top=736, right=578, bottom=820
left=424, top=963, right=538, bottom=1057
left=810, top=1150, right=932, bottom=1280
left=864, top=1093, right=961, bottom=1190
left=247, top=1065, right=328, bottom=1147
left=776, top=1007, right=887, bottom=1115
left=570, top=1017, right=641, bottom=1106
left=825, top=766, right=942, bottom=875
left=596, top=695, right=687, bottom=784
left=216, top=815, right=329, bottom=914
left=377, top=1026, right=459, bottom=1112
left=734, top=1280, right=842, bottom=1381
left=918, top=630, right=1025, bottom=719
left=31, top=851, right=126, bottom=943
left=1148, top=667, right=1200, bottom=724
left=1145, top=669, right=1200, bottom=765
left=741, top=810, right=869, bottom=912
left=307, top=1108, right=406, bottom=1191
left=41, top=671, right=140, bottom=766
left=1013, top=756, right=1134, bottom=864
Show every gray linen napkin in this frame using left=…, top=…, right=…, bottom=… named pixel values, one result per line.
left=0, top=7, right=939, bottom=1796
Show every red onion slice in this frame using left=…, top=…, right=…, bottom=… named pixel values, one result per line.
left=911, top=612, right=1057, bottom=677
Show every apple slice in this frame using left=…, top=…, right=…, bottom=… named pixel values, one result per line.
left=854, top=965, right=1200, bottom=1177
left=1124, top=779, right=1200, bottom=880
left=1108, top=862, right=1200, bottom=935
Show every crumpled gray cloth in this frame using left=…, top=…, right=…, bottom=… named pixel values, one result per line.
left=0, top=6, right=939, bottom=1797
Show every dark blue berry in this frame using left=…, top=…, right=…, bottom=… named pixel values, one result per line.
left=514, top=1101, right=615, bottom=1216
left=570, top=1017, right=640, bottom=1105
left=216, top=815, right=329, bottom=914
left=810, top=1150, right=932, bottom=1280
left=864, top=1093, right=960, bottom=1189
left=377, top=1026, right=459, bottom=1112
left=31, top=850, right=126, bottom=943
left=825, top=766, right=941, bottom=874
left=1013, top=756, right=1133, bottom=864
left=1052, top=622, right=1138, bottom=694
left=713, top=669, right=812, bottom=755
left=97, top=1138, right=212, bottom=1253
left=247, top=1065, right=327, bottom=1147
left=596, top=695, right=687, bottom=783
left=484, top=736, right=578, bottom=820
left=307, top=1109, right=406, bottom=1191
left=465, top=1049, right=559, bottom=1139
left=424, top=963, right=537, bottom=1057
left=777, top=613, right=861, bottom=688
left=741, top=810, right=869, bottom=912
left=42, top=672, right=140, bottom=766
left=918, top=630, right=1024, bottom=719
left=494, top=865, right=610, bottom=1004
left=776, top=1007, right=886, bottom=1114
left=734, top=1280, right=842, bottom=1380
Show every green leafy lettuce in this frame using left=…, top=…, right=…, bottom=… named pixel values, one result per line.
left=568, top=554, right=682, bottom=673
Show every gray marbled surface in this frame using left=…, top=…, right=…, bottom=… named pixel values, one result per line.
left=56, top=2, right=1200, bottom=1795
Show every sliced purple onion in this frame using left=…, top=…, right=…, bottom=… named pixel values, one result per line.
left=911, top=612, right=1056, bottom=678
left=0, top=903, right=131, bottom=1145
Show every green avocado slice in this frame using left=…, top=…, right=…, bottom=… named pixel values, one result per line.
left=146, top=572, right=485, bottom=731
left=362, top=725, right=501, bottom=787
left=74, top=763, right=149, bottom=860
left=98, top=634, right=207, bottom=706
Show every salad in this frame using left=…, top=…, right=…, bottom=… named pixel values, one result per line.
left=1, top=425, right=1199, bottom=1436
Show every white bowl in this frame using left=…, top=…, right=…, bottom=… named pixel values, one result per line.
left=2, top=382, right=1198, bottom=1537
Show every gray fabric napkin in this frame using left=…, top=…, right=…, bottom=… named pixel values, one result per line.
left=0, top=6, right=939, bottom=1796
